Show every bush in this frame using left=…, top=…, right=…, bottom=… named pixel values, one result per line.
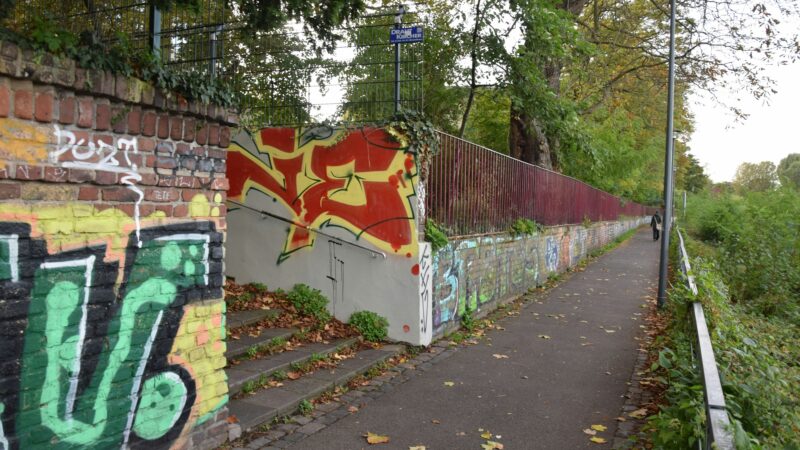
left=348, top=311, right=389, bottom=342
left=509, top=218, right=540, bottom=236
left=425, top=219, right=449, bottom=253
left=286, top=284, right=331, bottom=323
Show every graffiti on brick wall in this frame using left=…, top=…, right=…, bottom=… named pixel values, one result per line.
left=432, top=236, right=540, bottom=331
left=0, top=208, right=225, bottom=450
left=545, top=236, right=559, bottom=273
left=228, top=126, right=419, bottom=263
left=53, top=125, right=144, bottom=246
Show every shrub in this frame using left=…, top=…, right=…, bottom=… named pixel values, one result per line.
left=424, top=219, right=449, bottom=253
left=286, top=284, right=331, bottom=323
left=509, top=218, right=540, bottom=236
left=460, top=305, right=476, bottom=332
left=348, top=311, right=389, bottom=342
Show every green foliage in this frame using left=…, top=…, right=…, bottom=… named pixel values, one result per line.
left=298, top=399, right=313, bottom=416
left=424, top=219, right=449, bottom=253
left=286, top=284, right=331, bottom=323
left=650, top=218, right=800, bottom=447
left=460, top=305, right=476, bottom=333
left=348, top=311, right=388, bottom=342
left=733, top=161, right=778, bottom=193
left=385, top=109, right=440, bottom=157
left=777, top=153, right=800, bottom=189
left=0, top=18, right=236, bottom=108
left=509, top=218, right=540, bottom=237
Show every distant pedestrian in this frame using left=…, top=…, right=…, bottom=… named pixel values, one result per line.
left=651, top=211, right=662, bottom=241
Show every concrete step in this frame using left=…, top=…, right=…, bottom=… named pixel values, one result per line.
left=226, top=327, right=297, bottom=360
left=227, top=337, right=359, bottom=396
left=227, top=308, right=283, bottom=331
left=230, top=344, right=404, bottom=432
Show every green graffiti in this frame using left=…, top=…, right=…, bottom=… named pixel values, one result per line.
left=16, top=234, right=210, bottom=449
left=132, top=372, right=188, bottom=440
left=0, top=235, right=17, bottom=282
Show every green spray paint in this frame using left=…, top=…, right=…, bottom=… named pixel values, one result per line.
left=16, top=235, right=209, bottom=449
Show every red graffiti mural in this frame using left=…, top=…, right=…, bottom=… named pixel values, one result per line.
left=228, top=127, right=419, bottom=261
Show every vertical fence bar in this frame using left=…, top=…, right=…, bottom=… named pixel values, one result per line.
left=427, top=131, right=651, bottom=236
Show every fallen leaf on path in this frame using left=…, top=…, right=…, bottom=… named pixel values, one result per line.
left=590, top=437, right=607, bottom=444
left=347, top=406, right=359, bottom=413
left=456, top=431, right=466, bottom=436
left=409, top=446, right=426, bottom=450
left=629, top=408, right=648, bottom=419
left=492, top=354, right=509, bottom=359
left=616, top=416, right=627, bottom=422
left=583, top=429, right=597, bottom=436
left=227, top=415, right=239, bottom=423
left=443, top=381, right=455, bottom=387
left=364, top=432, right=390, bottom=444
left=604, top=329, right=616, bottom=333
left=482, top=441, right=504, bottom=450
left=538, top=335, right=551, bottom=339
left=431, top=419, right=440, bottom=424
left=287, top=371, right=301, bottom=380
left=481, top=431, right=492, bottom=439
left=591, top=424, right=607, bottom=432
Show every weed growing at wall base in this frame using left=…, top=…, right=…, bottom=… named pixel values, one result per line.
left=287, top=284, right=332, bottom=323
left=348, top=311, right=389, bottom=342
left=424, top=219, right=449, bottom=253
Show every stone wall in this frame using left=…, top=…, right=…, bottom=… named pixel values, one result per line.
left=0, top=40, right=233, bottom=450
left=431, top=218, right=647, bottom=338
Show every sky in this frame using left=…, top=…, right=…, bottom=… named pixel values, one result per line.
left=688, top=54, right=800, bottom=184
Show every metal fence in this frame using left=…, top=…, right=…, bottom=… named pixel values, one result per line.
left=675, top=227, right=734, bottom=450
left=1, top=0, right=423, bottom=127
left=426, top=132, right=656, bottom=235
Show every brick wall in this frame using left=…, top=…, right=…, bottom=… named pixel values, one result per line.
left=431, top=218, right=647, bottom=338
left=0, top=40, right=233, bottom=450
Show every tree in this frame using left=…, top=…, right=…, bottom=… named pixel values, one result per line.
left=681, top=154, right=710, bottom=193
left=777, top=153, right=800, bottom=189
left=733, top=161, right=778, bottom=193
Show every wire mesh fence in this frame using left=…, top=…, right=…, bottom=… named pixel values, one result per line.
left=427, top=132, right=657, bottom=236
left=1, top=0, right=424, bottom=127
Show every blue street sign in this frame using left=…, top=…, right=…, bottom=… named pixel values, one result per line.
left=390, top=26, right=424, bottom=44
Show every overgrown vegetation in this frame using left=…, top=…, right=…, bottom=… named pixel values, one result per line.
left=0, top=18, right=236, bottom=107
left=348, top=311, right=389, bottom=343
left=509, top=218, right=540, bottom=237
left=647, top=189, right=800, bottom=448
left=286, top=284, right=332, bottom=324
left=424, top=219, right=449, bottom=253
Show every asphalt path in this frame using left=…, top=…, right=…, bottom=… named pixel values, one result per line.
left=289, top=228, right=659, bottom=450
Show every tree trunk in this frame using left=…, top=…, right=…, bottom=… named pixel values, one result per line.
left=508, top=0, right=588, bottom=170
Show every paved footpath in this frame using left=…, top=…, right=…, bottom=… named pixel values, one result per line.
left=288, top=228, right=659, bottom=449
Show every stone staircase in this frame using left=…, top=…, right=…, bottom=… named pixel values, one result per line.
left=225, top=310, right=404, bottom=433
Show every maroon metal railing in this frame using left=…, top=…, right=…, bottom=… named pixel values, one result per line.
left=425, top=131, right=657, bottom=236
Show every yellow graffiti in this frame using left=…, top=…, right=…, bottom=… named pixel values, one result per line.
left=0, top=117, right=50, bottom=168
left=168, top=302, right=227, bottom=425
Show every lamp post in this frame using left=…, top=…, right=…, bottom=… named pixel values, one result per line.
left=657, top=0, right=677, bottom=308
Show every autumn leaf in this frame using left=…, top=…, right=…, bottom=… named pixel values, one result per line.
left=591, top=424, right=607, bottom=432
left=604, top=329, right=616, bottom=333
left=347, top=406, right=359, bottom=413
left=443, top=381, right=455, bottom=387
left=364, top=432, right=390, bottom=444
left=590, top=437, right=607, bottom=444
left=287, top=371, right=301, bottom=380
left=481, top=431, right=492, bottom=439
left=629, top=408, right=648, bottom=419
left=409, top=446, right=427, bottom=450
left=482, top=441, right=504, bottom=449
left=583, top=428, right=597, bottom=435
left=431, top=419, right=441, bottom=424
left=492, top=354, right=509, bottom=359
left=538, top=335, right=551, bottom=339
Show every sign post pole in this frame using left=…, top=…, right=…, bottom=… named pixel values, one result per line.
left=394, top=5, right=404, bottom=113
